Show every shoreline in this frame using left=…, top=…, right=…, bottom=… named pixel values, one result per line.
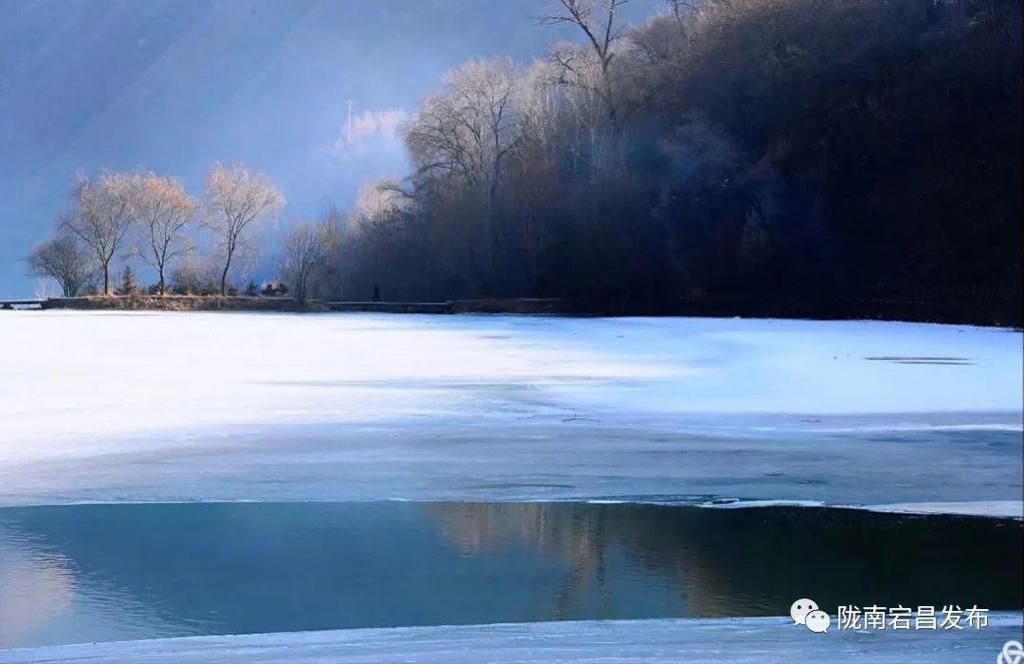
left=0, top=496, right=1020, bottom=519
left=3, top=295, right=1017, bottom=327
left=2, top=614, right=1021, bottom=663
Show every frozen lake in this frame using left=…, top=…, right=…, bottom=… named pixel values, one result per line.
left=0, top=501, right=1020, bottom=648
left=0, top=312, right=1020, bottom=663
left=0, top=312, right=1020, bottom=514
left=2, top=312, right=1022, bottom=454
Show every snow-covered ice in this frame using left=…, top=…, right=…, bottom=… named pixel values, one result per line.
left=860, top=500, right=1024, bottom=518
left=0, top=312, right=1021, bottom=662
left=1, top=615, right=1021, bottom=664
left=1, top=311, right=1021, bottom=457
left=0, top=312, right=1020, bottom=514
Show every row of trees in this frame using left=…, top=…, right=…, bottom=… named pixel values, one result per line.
left=30, top=164, right=285, bottom=298
left=28, top=0, right=1023, bottom=321
left=326, top=0, right=1023, bottom=321
left=28, top=160, right=360, bottom=304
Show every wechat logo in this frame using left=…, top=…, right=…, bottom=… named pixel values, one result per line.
left=791, top=598, right=831, bottom=633
left=998, top=640, right=1024, bottom=664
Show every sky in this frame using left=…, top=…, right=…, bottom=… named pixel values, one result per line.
left=0, top=0, right=659, bottom=297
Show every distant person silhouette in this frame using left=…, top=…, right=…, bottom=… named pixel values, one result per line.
left=372, top=284, right=381, bottom=302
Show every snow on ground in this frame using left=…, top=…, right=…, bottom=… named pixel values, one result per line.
left=1, top=311, right=1019, bottom=454
left=0, top=312, right=1020, bottom=514
left=1, top=615, right=1021, bottom=664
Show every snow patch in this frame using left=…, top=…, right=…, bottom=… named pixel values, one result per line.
left=0, top=615, right=1020, bottom=664
left=1, top=313, right=1020, bottom=462
left=861, top=500, right=1023, bottom=519
left=700, top=499, right=828, bottom=509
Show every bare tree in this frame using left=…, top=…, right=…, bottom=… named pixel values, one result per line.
left=62, top=171, right=134, bottom=295
left=280, top=222, right=329, bottom=304
left=405, top=57, right=522, bottom=285
left=202, top=163, right=284, bottom=295
left=406, top=58, right=522, bottom=192
left=351, top=178, right=413, bottom=231
left=26, top=233, right=96, bottom=297
left=128, top=173, right=197, bottom=294
left=538, top=0, right=628, bottom=127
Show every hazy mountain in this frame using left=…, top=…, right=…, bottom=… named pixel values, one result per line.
left=0, top=0, right=658, bottom=297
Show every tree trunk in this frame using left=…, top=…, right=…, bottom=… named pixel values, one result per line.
left=157, top=250, right=166, bottom=295
left=102, top=263, right=110, bottom=295
left=220, top=257, right=231, bottom=296
left=487, top=181, right=498, bottom=294
left=601, top=62, right=618, bottom=130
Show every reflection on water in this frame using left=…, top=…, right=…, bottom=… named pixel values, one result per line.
left=0, top=533, right=74, bottom=647
left=0, top=502, right=1019, bottom=647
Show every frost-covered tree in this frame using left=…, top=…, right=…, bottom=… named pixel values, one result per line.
left=538, top=0, right=628, bottom=127
left=280, top=222, right=330, bottom=304
left=406, top=57, right=522, bottom=196
left=62, top=171, right=134, bottom=295
left=127, top=173, right=197, bottom=295
left=406, top=57, right=523, bottom=283
left=202, top=163, right=284, bottom=295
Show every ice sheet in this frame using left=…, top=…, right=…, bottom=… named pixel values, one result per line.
left=0, top=313, right=1020, bottom=515
left=1, top=615, right=1021, bottom=664
left=2, top=312, right=1020, bottom=454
